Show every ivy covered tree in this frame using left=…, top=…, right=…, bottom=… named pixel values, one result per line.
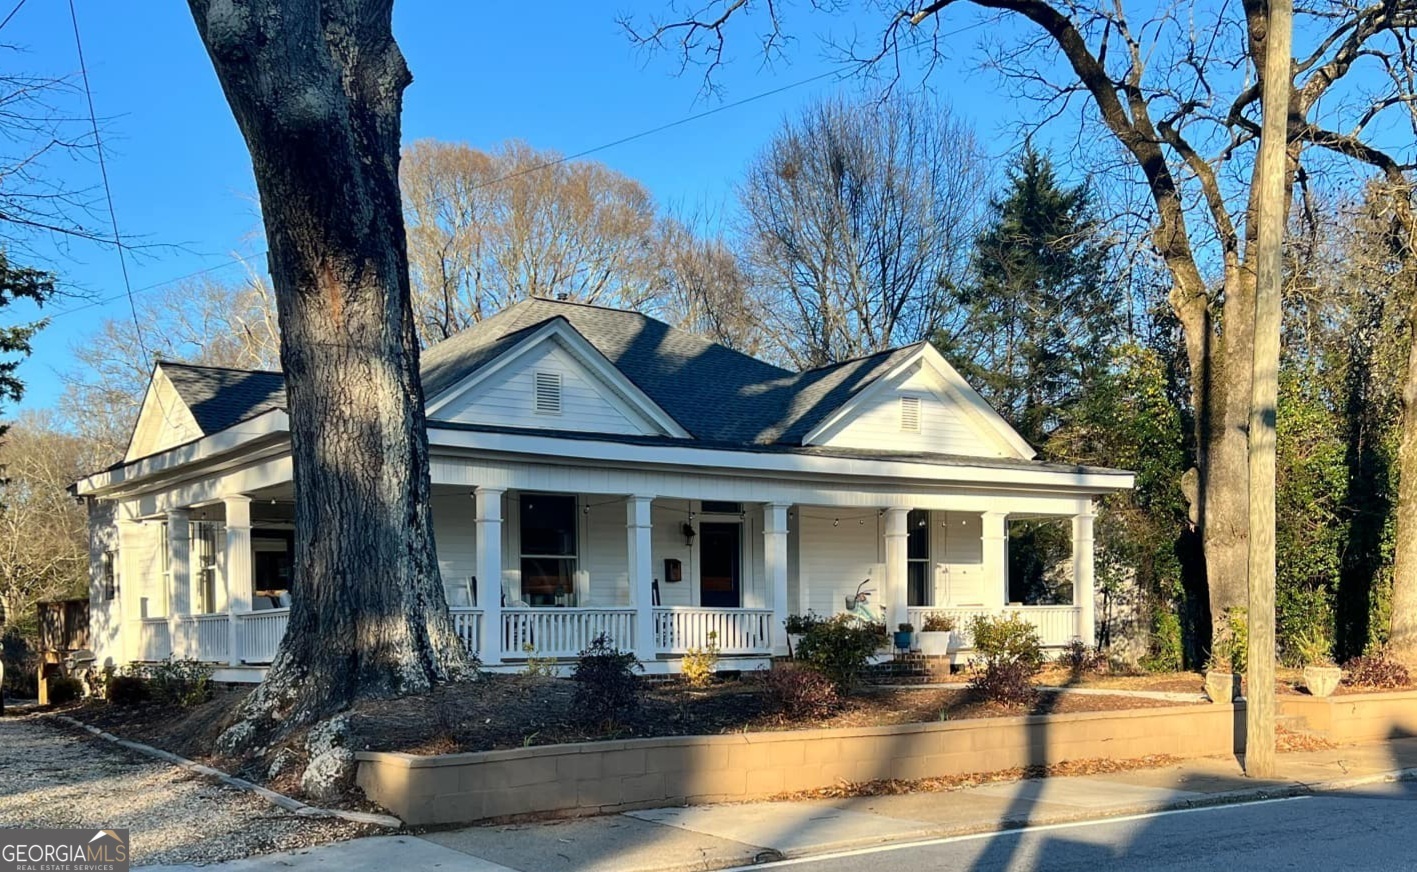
left=943, top=146, right=1120, bottom=449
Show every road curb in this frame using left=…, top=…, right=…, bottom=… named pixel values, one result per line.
left=47, top=714, right=402, bottom=829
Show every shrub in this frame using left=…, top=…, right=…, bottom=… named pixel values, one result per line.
left=966, top=613, right=1044, bottom=705
left=105, top=674, right=151, bottom=706
left=136, top=658, right=215, bottom=707
left=1206, top=608, right=1248, bottom=674
left=794, top=614, right=886, bottom=691
left=521, top=643, right=558, bottom=679
left=784, top=613, right=822, bottom=635
left=681, top=631, right=719, bottom=688
left=1343, top=648, right=1410, bottom=690
left=920, top=613, right=956, bottom=633
left=46, top=675, right=84, bottom=705
left=762, top=663, right=838, bottom=720
left=571, top=633, right=642, bottom=729
left=1293, top=624, right=1336, bottom=668
left=0, top=627, right=39, bottom=698
left=1141, top=608, right=1183, bottom=673
left=1061, top=638, right=1107, bottom=675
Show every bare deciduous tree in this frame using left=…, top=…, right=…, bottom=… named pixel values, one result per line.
left=738, top=94, right=985, bottom=367
left=650, top=215, right=765, bottom=354
left=401, top=139, right=661, bottom=343
left=187, top=0, right=472, bottom=751
left=59, top=274, right=281, bottom=461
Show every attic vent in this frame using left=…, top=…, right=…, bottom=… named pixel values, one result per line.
left=900, top=396, right=922, bottom=432
left=533, top=371, right=562, bottom=414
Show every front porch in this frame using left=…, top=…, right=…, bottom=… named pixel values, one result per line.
left=110, top=485, right=1098, bottom=675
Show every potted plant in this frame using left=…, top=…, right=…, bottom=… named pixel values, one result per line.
left=1296, top=625, right=1342, bottom=698
left=784, top=613, right=820, bottom=658
left=1203, top=611, right=1244, bottom=703
left=893, top=622, right=915, bottom=651
left=917, top=613, right=956, bottom=656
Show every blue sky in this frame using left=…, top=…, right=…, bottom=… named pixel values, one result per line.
left=4, top=1, right=1019, bottom=414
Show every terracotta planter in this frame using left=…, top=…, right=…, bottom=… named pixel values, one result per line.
left=1303, top=665, right=1342, bottom=698
left=1204, top=670, right=1239, bottom=703
left=917, top=631, right=952, bottom=656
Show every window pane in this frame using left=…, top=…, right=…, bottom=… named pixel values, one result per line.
left=908, top=562, right=930, bottom=607
left=521, top=494, right=577, bottom=556
left=520, top=557, right=577, bottom=606
left=907, top=509, right=929, bottom=559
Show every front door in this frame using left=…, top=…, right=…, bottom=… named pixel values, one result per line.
left=699, top=522, right=741, bottom=608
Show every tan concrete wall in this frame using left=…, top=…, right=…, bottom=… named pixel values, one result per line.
left=1279, top=690, right=1417, bottom=744
left=356, top=703, right=1243, bottom=826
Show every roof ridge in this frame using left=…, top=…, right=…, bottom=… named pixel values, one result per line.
left=797, top=341, right=925, bottom=375
left=158, top=360, right=283, bottom=376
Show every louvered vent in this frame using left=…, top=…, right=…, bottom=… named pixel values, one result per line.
left=533, top=371, right=563, bottom=414
left=900, top=396, right=922, bottom=432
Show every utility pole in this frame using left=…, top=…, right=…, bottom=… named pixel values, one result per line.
left=1247, top=0, right=1293, bottom=780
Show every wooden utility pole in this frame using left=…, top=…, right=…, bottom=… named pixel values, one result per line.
left=1246, top=0, right=1293, bottom=779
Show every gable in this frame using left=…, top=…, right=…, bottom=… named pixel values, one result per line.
left=429, top=331, right=682, bottom=437
left=803, top=352, right=1032, bottom=459
left=125, top=367, right=206, bottom=462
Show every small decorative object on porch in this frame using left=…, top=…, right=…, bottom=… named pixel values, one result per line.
left=917, top=613, right=956, bottom=656
left=894, top=623, right=915, bottom=652
left=784, top=613, right=821, bottom=659
left=1295, top=626, right=1341, bottom=698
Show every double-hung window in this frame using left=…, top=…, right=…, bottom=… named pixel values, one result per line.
left=192, top=522, right=223, bottom=614
left=520, top=494, right=578, bottom=606
left=907, top=509, right=931, bottom=607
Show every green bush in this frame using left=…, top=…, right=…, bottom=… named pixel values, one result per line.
left=1141, top=608, right=1184, bottom=673
left=784, top=613, right=822, bottom=635
left=1, top=627, right=38, bottom=698
left=136, top=658, right=214, bottom=707
left=571, top=633, right=642, bottom=729
left=681, top=631, right=719, bottom=688
left=794, top=614, right=886, bottom=691
left=966, top=613, right=1044, bottom=705
left=1207, top=608, right=1248, bottom=674
left=46, top=675, right=83, bottom=705
left=104, top=673, right=151, bottom=706
left=762, top=662, right=839, bottom=720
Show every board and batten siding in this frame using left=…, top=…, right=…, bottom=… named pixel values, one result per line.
left=583, top=498, right=629, bottom=607
left=812, top=362, right=1006, bottom=458
left=434, top=341, right=659, bottom=437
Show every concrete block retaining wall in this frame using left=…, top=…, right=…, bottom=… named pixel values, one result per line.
left=1278, top=690, right=1417, bottom=744
left=356, top=703, right=1245, bottom=826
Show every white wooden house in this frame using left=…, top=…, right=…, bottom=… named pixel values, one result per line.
left=75, top=299, right=1133, bottom=680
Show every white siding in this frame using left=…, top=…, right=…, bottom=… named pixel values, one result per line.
left=125, top=369, right=204, bottom=462
left=797, top=512, right=882, bottom=617
left=813, top=363, right=1006, bottom=457
left=436, top=341, right=659, bottom=436
left=126, top=522, right=166, bottom=619
left=430, top=494, right=478, bottom=606
left=936, top=510, right=987, bottom=606
left=584, top=498, right=629, bottom=606
left=653, top=499, right=695, bottom=606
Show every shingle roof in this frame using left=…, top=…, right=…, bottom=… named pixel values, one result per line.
left=154, top=299, right=963, bottom=449
left=159, top=362, right=287, bottom=434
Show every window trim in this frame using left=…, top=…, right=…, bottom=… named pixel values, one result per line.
left=518, top=492, right=579, bottom=607
left=906, top=508, right=932, bottom=607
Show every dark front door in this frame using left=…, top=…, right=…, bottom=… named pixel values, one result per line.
left=699, top=522, right=742, bottom=608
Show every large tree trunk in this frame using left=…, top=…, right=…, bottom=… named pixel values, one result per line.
left=1389, top=311, right=1417, bottom=659
left=187, top=0, right=472, bottom=750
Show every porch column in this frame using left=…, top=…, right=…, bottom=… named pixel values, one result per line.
left=883, top=507, right=910, bottom=632
left=475, top=487, right=505, bottom=666
left=1073, top=510, right=1097, bottom=646
left=166, top=508, right=190, bottom=658
left=764, top=502, right=790, bottom=656
left=223, top=495, right=252, bottom=667
left=982, top=511, right=1009, bottom=607
left=117, top=517, right=141, bottom=664
left=628, top=495, right=655, bottom=662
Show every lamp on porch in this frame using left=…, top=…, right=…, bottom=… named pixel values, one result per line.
left=681, top=522, right=696, bottom=547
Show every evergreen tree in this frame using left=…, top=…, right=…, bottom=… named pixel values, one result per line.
left=942, top=146, right=1120, bottom=450
left=0, top=252, right=54, bottom=435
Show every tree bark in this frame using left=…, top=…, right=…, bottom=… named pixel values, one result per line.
left=1389, top=299, right=1417, bottom=659
left=186, top=0, right=472, bottom=750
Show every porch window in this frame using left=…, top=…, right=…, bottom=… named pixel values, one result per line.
left=253, top=533, right=294, bottom=609
left=520, top=493, right=578, bottom=607
left=100, top=550, right=118, bottom=601
left=192, top=522, right=223, bottom=614
left=907, top=509, right=931, bottom=607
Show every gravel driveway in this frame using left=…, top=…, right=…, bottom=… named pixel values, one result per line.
left=0, top=715, right=374, bottom=867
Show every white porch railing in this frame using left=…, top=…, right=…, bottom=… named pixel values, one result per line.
left=908, top=605, right=1082, bottom=649
left=450, top=607, right=482, bottom=655
left=239, top=608, right=289, bottom=663
left=136, top=618, right=170, bottom=661
left=653, top=607, right=772, bottom=654
left=502, top=607, right=635, bottom=658
left=173, top=614, right=230, bottom=662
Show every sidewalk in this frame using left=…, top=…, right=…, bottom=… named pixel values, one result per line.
left=146, top=737, right=1417, bottom=871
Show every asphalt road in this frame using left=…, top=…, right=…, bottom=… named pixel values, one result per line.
left=738, top=781, right=1417, bottom=872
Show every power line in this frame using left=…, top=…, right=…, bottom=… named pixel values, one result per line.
left=0, top=0, right=30, bottom=32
